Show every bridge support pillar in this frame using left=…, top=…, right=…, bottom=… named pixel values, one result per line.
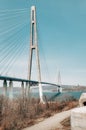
left=21, top=82, right=24, bottom=97
left=26, top=82, right=30, bottom=97
left=3, top=80, right=7, bottom=96
left=57, top=86, right=62, bottom=93
left=39, top=83, right=44, bottom=103
left=9, top=81, right=13, bottom=99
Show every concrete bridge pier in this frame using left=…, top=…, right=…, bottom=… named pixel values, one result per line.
left=25, top=82, right=30, bottom=97
left=39, top=83, right=44, bottom=103
left=3, top=80, right=7, bottom=96
left=21, top=81, right=24, bottom=97
left=9, top=80, right=13, bottom=99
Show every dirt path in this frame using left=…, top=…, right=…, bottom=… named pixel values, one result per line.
left=23, top=110, right=71, bottom=130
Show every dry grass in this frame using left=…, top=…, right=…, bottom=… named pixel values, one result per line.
left=54, top=117, right=71, bottom=130
left=0, top=95, right=78, bottom=130
left=61, top=117, right=71, bottom=130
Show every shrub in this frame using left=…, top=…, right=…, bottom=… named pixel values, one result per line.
left=0, top=95, right=78, bottom=130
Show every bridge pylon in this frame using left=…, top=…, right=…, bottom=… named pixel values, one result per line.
left=28, top=6, right=44, bottom=103
left=57, top=71, right=62, bottom=93
left=58, top=71, right=61, bottom=86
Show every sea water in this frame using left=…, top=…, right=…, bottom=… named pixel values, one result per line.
left=0, top=87, right=84, bottom=101
left=29, top=91, right=84, bottom=101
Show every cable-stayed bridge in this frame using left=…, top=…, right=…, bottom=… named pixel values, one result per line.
left=0, top=6, right=62, bottom=102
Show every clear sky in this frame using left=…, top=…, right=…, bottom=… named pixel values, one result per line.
left=0, top=0, right=86, bottom=85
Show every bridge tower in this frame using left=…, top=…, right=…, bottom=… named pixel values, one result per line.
left=28, top=6, right=44, bottom=102
left=57, top=71, right=62, bottom=93
left=58, top=71, right=61, bottom=86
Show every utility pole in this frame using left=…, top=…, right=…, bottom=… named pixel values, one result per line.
left=28, top=6, right=44, bottom=103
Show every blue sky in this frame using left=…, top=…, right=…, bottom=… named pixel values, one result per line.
left=0, top=0, right=86, bottom=85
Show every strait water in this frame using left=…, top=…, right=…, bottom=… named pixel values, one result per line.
left=0, top=87, right=84, bottom=101
left=29, top=91, right=84, bottom=101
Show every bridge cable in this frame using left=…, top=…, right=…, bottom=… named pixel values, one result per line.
left=37, top=21, right=52, bottom=82
left=0, top=22, right=28, bottom=74
left=5, top=37, right=28, bottom=75
left=3, top=37, right=27, bottom=75
left=0, top=8, right=29, bottom=12
left=0, top=17, right=28, bottom=49
left=0, top=24, right=28, bottom=56
left=0, top=31, right=26, bottom=74
left=0, top=24, right=27, bottom=64
left=0, top=9, right=30, bottom=76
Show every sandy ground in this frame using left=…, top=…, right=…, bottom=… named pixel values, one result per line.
left=23, top=110, right=71, bottom=130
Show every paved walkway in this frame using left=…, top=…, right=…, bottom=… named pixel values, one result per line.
left=23, top=110, right=71, bottom=130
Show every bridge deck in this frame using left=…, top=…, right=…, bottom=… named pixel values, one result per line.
left=0, top=75, right=59, bottom=87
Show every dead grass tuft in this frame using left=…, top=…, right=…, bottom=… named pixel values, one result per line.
left=0, top=95, right=78, bottom=130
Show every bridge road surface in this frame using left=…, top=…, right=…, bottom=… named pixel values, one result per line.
left=23, top=110, right=71, bottom=130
